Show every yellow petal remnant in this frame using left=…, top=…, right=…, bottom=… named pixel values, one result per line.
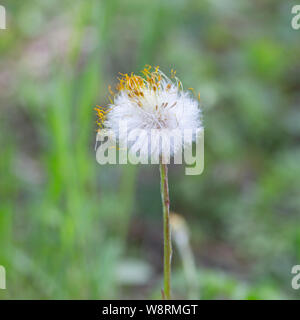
left=95, top=65, right=200, bottom=132
left=116, top=65, right=163, bottom=98
left=95, top=105, right=110, bottom=131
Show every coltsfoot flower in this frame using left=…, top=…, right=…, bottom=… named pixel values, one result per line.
left=96, top=65, right=203, bottom=162
left=95, top=65, right=204, bottom=299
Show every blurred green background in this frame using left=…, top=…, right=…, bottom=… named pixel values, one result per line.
left=0, top=0, right=300, bottom=299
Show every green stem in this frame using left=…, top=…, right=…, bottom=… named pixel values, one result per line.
left=159, top=163, right=172, bottom=299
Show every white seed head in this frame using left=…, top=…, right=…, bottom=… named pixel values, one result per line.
left=96, top=66, right=203, bottom=162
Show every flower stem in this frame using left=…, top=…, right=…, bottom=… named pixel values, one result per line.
left=159, top=163, right=172, bottom=299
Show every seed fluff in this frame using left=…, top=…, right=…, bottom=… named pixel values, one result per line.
left=95, top=65, right=203, bottom=161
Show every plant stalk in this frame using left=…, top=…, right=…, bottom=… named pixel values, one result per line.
left=159, top=163, right=172, bottom=299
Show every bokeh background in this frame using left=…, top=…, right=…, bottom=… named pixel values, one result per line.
left=1, top=0, right=300, bottom=299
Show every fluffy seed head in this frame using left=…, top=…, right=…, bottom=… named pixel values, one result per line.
left=95, top=65, right=203, bottom=161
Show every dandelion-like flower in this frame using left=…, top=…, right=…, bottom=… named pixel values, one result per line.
left=95, top=65, right=203, bottom=300
left=95, top=65, right=202, bottom=162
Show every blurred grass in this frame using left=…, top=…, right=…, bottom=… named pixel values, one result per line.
left=0, top=0, right=300, bottom=299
